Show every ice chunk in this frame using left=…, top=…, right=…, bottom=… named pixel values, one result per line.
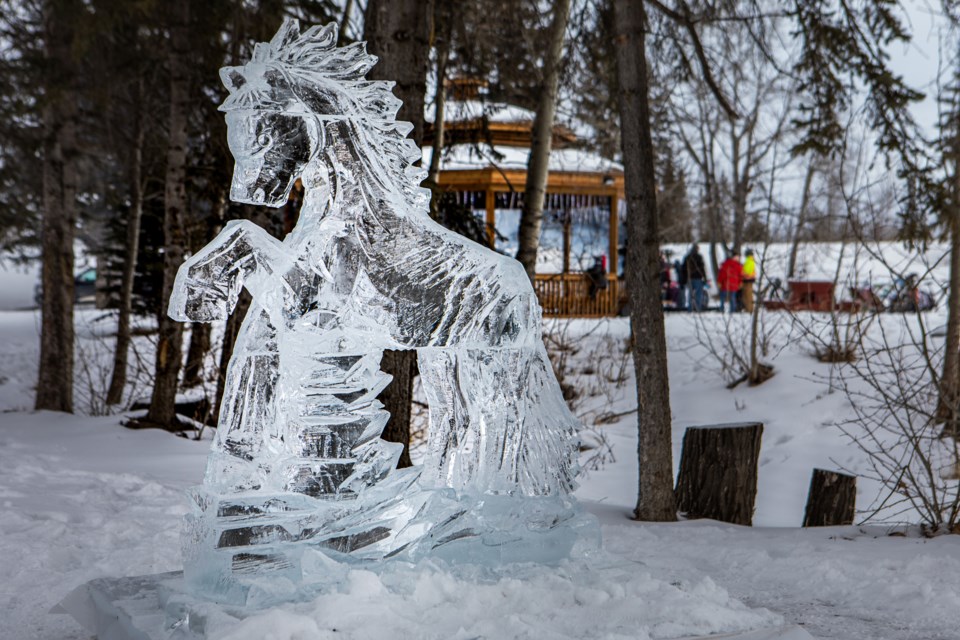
left=168, top=18, right=596, bottom=601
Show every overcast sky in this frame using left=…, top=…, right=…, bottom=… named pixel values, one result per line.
left=894, top=1, right=948, bottom=137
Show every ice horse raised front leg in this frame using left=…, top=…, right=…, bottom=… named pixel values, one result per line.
left=169, top=19, right=597, bottom=603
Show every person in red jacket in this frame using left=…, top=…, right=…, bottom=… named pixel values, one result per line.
left=717, top=252, right=743, bottom=313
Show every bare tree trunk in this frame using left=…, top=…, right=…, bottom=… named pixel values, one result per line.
left=613, top=0, right=676, bottom=522
left=364, top=0, right=434, bottom=466
left=730, top=130, right=746, bottom=256
left=378, top=350, right=414, bottom=468
left=36, top=0, right=80, bottom=413
left=515, top=0, right=571, bottom=281
left=748, top=148, right=779, bottom=386
left=938, top=170, right=960, bottom=433
left=106, top=77, right=145, bottom=407
left=427, top=0, right=452, bottom=188
left=705, top=178, right=722, bottom=278
left=144, top=0, right=189, bottom=429
left=338, top=0, right=354, bottom=44
left=364, top=0, right=433, bottom=138
left=427, top=72, right=446, bottom=188
left=182, top=323, right=211, bottom=387
left=938, top=52, right=960, bottom=430
left=213, top=291, right=250, bottom=425
left=699, top=136, right=722, bottom=279
left=426, top=0, right=453, bottom=221
left=787, top=160, right=816, bottom=279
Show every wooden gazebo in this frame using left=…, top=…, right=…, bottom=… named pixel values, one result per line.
left=425, top=88, right=626, bottom=317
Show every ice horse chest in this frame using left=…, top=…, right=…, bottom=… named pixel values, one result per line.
left=169, top=18, right=596, bottom=599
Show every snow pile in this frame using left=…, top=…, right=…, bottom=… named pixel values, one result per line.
left=214, top=563, right=779, bottom=640
left=608, top=522, right=960, bottom=640
left=0, top=412, right=205, bottom=639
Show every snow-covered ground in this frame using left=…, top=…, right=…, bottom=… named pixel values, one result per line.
left=4, top=241, right=960, bottom=639
left=0, top=256, right=40, bottom=311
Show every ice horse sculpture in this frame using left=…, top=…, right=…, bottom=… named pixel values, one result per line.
left=170, top=19, right=595, bottom=602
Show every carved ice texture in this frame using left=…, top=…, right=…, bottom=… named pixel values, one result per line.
left=169, top=19, right=596, bottom=603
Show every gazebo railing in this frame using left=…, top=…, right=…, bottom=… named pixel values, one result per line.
left=533, top=273, right=624, bottom=317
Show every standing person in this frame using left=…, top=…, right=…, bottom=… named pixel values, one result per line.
left=658, top=251, right=671, bottom=302
left=742, top=249, right=757, bottom=312
left=683, top=244, right=707, bottom=311
left=718, top=252, right=743, bottom=313
left=674, top=257, right=688, bottom=310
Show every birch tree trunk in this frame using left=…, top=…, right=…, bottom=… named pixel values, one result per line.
left=427, top=73, right=447, bottom=224
left=427, top=0, right=453, bottom=190
left=106, top=77, right=145, bottom=407
left=144, top=0, right=189, bottom=429
left=515, top=0, right=571, bottom=281
left=36, top=0, right=80, bottom=413
left=364, top=0, right=434, bottom=467
left=787, top=160, right=816, bottom=279
left=612, top=0, right=677, bottom=521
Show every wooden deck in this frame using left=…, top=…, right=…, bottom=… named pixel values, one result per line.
left=533, top=273, right=624, bottom=317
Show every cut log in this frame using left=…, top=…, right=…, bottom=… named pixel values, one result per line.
left=803, top=469, right=856, bottom=527
left=674, top=422, right=763, bottom=526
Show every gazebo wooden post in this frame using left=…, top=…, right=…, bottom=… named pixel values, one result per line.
left=485, top=189, right=496, bottom=248
left=608, top=196, right=619, bottom=276
left=562, top=207, right=571, bottom=274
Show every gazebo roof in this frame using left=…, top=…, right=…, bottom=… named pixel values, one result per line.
left=424, top=99, right=539, bottom=126
left=423, top=98, right=623, bottom=196
left=422, top=144, right=623, bottom=174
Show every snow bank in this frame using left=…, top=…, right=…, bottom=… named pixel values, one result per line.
left=212, top=562, right=780, bottom=640
left=4, top=271, right=960, bottom=639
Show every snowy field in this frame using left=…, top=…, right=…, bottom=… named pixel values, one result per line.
left=4, top=242, right=960, bottom=639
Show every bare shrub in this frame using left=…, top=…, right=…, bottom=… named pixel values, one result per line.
left=74, top=312, right=152, bottom=417
left=835, top=311, right=960, bottom=532
left=688, top=309, right=786, bottom=388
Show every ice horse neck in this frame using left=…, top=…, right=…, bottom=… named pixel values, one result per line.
left=284, top=116, right=540, bottom=352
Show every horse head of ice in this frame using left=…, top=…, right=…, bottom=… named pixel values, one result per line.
left=218, top=19, right=400, bottom=209
left=224, top=110, right=318, bottom=207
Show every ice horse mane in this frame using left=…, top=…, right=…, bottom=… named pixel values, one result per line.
left=219, top=18, right=430, bottom=222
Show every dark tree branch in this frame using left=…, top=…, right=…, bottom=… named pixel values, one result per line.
left=645, top=0, right=739, bottom=119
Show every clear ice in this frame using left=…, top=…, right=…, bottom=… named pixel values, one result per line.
left=169, top=19, right=597, bottom=603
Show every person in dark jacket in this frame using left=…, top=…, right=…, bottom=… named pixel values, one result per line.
left=682, top=244, right=707, bottom=311
left=674, top=258, right=688, bottom=309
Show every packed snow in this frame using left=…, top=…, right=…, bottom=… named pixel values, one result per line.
left=4, top=242, right=960, bottom=639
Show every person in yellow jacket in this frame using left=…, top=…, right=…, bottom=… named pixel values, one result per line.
left=742, top=249, right=757, bottom=312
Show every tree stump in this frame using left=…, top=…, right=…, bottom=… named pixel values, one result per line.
left=803, top=469, right=856, bottom=527
left=674, top=422, right=763, bottom=526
